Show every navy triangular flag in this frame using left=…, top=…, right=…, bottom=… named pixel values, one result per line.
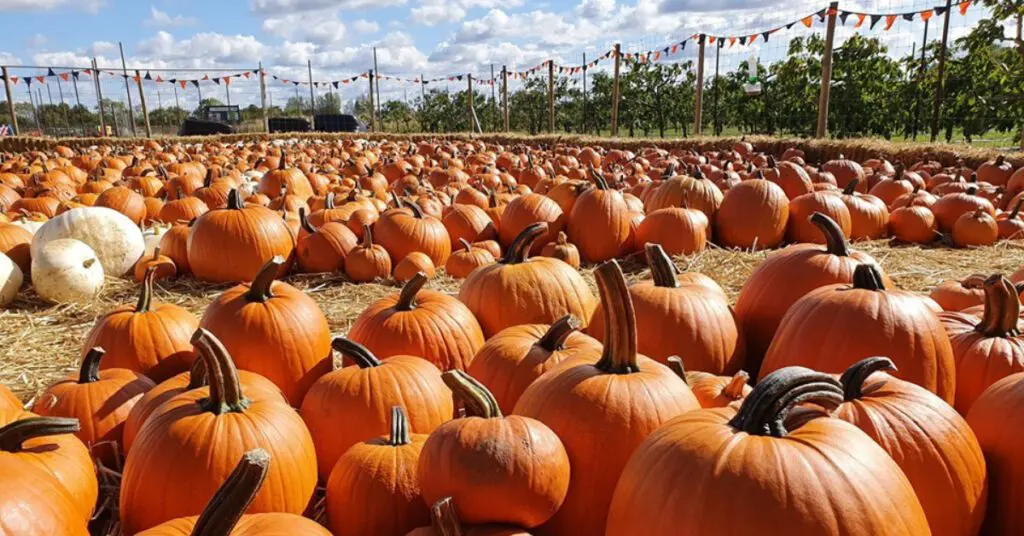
left=456, top=75, right=463, bottom=81
left=212, top=78, right=220, bottom=85
left=144, top=71, right=152, bottom=80
left=762, top=30, right=771, bottom=42
left=869, top=14, right=882, bottom=28
left=818, top=8, right=827, bottom=21
left=46, top=68, right=55, bottom=76
left=191, top=80, right=200, bottom=88
left=935, top=6, right=948, bottom=15
left=293, top=81, right=300, bottom=86
left=738, top=36, right=747, bottom=45
left=333, top=81, right=339, bottom=89
left=785, top=22, right=795, bottom=29
left=25, top=77, right=31, bottom=87
left=168, top=78, right=177, bottom=83
left=902, top=13, right=915, bottom=21
left=71, top=70, right=80, bottom=79
left=839, top=11, right=851, bottom=24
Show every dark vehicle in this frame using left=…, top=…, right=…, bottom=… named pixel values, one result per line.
left=178, top=118, right=234, bottom=136
left=268, top=117, right=311, bottom=133
left=204, top=105, right=243, bottom=125
left=314, top=114, right=362, bottom=133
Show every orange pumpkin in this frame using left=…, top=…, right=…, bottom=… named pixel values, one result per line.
left=443, top=203, right=497, bottom=249
left=0, top=222, right=32, bottom=274
left=497, top=192, right=564, bottom=254
left=394, top=251, right=436, bottom=281
left=642, top=167, right=723, bottom=219
left=295, top=208, right=357, bottom=273
left=445, top=238, right=496, bottom=278
left=345, top=223, right=392, bottom=282
left=0, top=429, right=90, bottom=535
left=953, top=207, right=998, bottom=247
left=134, top=249, right=177, bottom=282
left=406, top=497, right=533, bottom=536
left=890, top=205, right=938, bottom=243
left=997, top=198, right=1024, bottom=239
left=930, top=274, right=987, bottom=311
left=966, top=371, right=1024, bottom=534
left=666, top=355, right=751, bottom=409
left=538, top=231, right=579, bottom=269
left=634, top=207, right=708, bottom=256
left=786, top=191, right=852, bottom=244
left=714, top=179, right=789, bottom=250
left=375, top=200, right=451, bottom=267
left=566, top=170, right=633, bottom=263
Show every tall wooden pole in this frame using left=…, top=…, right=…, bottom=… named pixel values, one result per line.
left=490, top=64, right=497, bottom=132
left=2, top=67, right=17, bottom=135
left=307, top=60, right=315, bottom=119
left=27, top=86, right=38, bottom=130
left=501, top=66, right=509, bottom=132
left=912, top=19, right=929, bottom=140
left=373, top=48, right=381, bottom=119
left=547, top=60, right=555, bottom=133
left=135, top=70, right=152, bottom=137
left=713, top=40, right=721, bottom=135
left=92, top=58, right=107, bottom=136
left=815, top=2, right=839, bottom=139
left=419, top=73, right=426, bottom=130
left=368, top=70, right=376, bottom=132
left=70, top=70, right=81, bottom=134
left=224, top=78, right=231, bottom=106
left=611, top=43, right=621, bottom=136
left=582, top=52, right=588, bottom=135
left=467, top=74, right=475, bottom=133
left=259, top=63, right=268, bottom=132
left=930, top=0, right=954, bottom=142
left=118, top=42, right=137, bottom=136
left=694, top=34, right=706, bottom=136
left=55, top=72, right=70, bottom=132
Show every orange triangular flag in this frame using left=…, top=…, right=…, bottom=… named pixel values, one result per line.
left=921, top=9, right=933, bottom=22
left=728, top=37, right=736, bottom=47
left=653, top=51, right=661, bottom=61
left=244, top=72, right=251, bottom=79
left=224, top=76, right=231, bottom=85
left=959, top=0, right=970, bottom=15
left=802, top=15, right=813, bottom=27
left=8, top=77, right=16, bottom=85
left=156, top=75, right=163, bottom=83
left=749, top=34, right=758, bottom=45
left=202, top=74, right=209, bottom=80
left=855, top=13, right=866, bottom=28
left=708, top=36, right=716, bottom=44
left=133, top=75, right=141, bottom=83
left=35, top=76, right=45, bottom=84
left=180, top=80, right=187, bottom=89
left=59, top=73, right=69, bottom=82
left=884, top=14, right=897, bottom=30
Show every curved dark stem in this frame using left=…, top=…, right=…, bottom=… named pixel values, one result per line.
left=966, top=186, right=978, bottom=195
left=278, top=153, right=287, bottom=170
left=136, top=266, right=158, bottom=313
left=429, top=497, right=465, bottom=536
left=226, top=189, right=243, bottom=210
left=839, top=357, right=897, bottom=400
left=590, top=166, right=609, bottom=190
left=537, top=315, right=581, bottom=352
left=1009, top=198, right=1023, bottom=220
left=442, top=370, right=502, bottom=418
left=645, top=243, right=679, bottom=288
left=502, top=222, right=547, bottom=265
left=245, top=256, right=284, bottom=303
left=403, top=199, right=425, bottom=219
left=387, top=406, right=411, bottom=446
left=78, top=347, right=105, bottom=384
left=192, top=329, right=249, bottom=414
left=842, top=178, right=859, bottom=195
left=395, top=272, right=428, bottom=311
left=976, top=275, right=1022, bottom=337
left=728, top=367, right=844, bottom=437
left=458, top=238, right=473, bottom=253
left=187, top=357, right=209, bottom=390
left=666, top=356, right=687, bottom=384
left=662, top=162, right=676, bottom=180
left=0, top=417, right=81, bottom=453
left=298, top=207, right=317, bottom=234
left=809, top=212, right=850, bottom=257
left=594, top=260, right=639, bottom=375
left=361, top=223, right=375, bottom=248
left=189, top=449, right=271, bottom=536
left=852, top=264, right=886, bottom=291
left=330, top=338, right=382, bottom=369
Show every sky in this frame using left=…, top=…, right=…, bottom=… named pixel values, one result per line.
left=0, top=0, right=1003, bottom=113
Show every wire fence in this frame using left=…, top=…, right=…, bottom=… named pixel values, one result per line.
left=1, top=0, right=1019, bottom=147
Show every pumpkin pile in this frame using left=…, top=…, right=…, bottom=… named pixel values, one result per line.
left=2, top=138, right=1024, bottom=535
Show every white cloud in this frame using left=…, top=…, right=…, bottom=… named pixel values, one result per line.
left=262, top=9, right=347, bottom=45
left=146, top=5, right=197, bottom=27
left=577, top=0, right=615, bottom=20
left=410, top=0, right=524, bottom=26
left=250, top=0, right=403, bottom=14
left=453, top=9, right=602, bottom=47
left=26, top=34, right=47, bottom=49
left=136, top=31, right=266, bottom=65
left=87, top=41, right=118, bottom=57
left=353, top=19, right=380, bottom=34
left=0, top=52, right=21, bottom=65
left=0, top=0, right=104, bottom=11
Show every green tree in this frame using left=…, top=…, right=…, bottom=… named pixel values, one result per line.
left=316, top=92, right=342, bottom=114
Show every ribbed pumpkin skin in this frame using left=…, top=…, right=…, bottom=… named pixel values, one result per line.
left=325, top=433, right=429, bottom=536
left=605, top=408, right=929, bottom=536
left=642, top=174, right=723, bottom=219
left=443, top=204, right=498, bottom=249
left=566, top=186, right=633, bottom=263
left=300, top=356, right=452, bottom=480
left=760, top=282, right=956, bottom=403
left=713, top=179, right=789, bottom=250
left=633, top=208, right=708, bottom=256
left=940, top=311, right=1024, bottom=415
left=187, top=203, right=295, bottom=283
left=931, top=278, right=986, bottom=311
left=82, top=303, right=198, bottom=383
left=200, top=279, right=332, bottom=406
left=374, top=209, right=452, bottom=267
left=966, top=373, right=1024, bottom=535
left=834, top=370, right=988, bottom=536
left=786, top=192, right=852, bottom=244
left=466, top=323, right=602, bottom=414
left=0, top=455, right=89, bottom=536
left=135, top=513, right=331, bottom=536
left=120, top=387, right=317, bottom=534
left=497, top=194, right=564, bottom=253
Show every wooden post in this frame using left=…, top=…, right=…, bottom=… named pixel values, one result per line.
left=815, top=2, right=839, bottom=139
left=467, top=73, right=474, bottom=133
left=694, top=34, right=706, bottom=136
left=92, top=58, right=107, bottom=136
left=2, top=66, right=17, bottom=135
left=611, top=44, right=621, bottom=136
left=582, top=52, right=588, bottom=135
left=501, top=66, right=509, bottom=132
left=373, top=48, right=381, bottom=120
left=930, top=0, right=953, bottom=142
left=259, top=63, right=268, bottom=132
left=224, top=77, right=231, bottom=106
left=135, top=70, right=152, bottom=137
left=713, top=40, right=721, bottom=135
left=490, top=64, right=497, bottom=132
left=55, top=73, right=71, bottom=132
left=419, top=73, right=426, bottom=130
left=118, top=42, right=137, bottom=136
left=911, top=19, right=929, bottom=140
left=307, top=60, right=315, bottom=120
left=547, top=60, right=555, bottom=133
left=368, top=70, right=376, bottom=132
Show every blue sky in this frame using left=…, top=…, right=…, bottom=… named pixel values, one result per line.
left=0, top=0, right=1000, bottom=110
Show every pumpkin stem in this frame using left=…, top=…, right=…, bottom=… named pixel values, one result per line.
left=976, top=275, right=1022, bottom=337
left=723, top=371, right=751, bottom=400
left=502, top=222, right=547, bottom=265
left=226, top=189, right=243, bottom=210
left=326, top=192, right=337, bottom=210
left=429, top=497, right=465, bottom=536
left=189, top=449, right=271, bottom=536
left=191, top=329, right=250, bottom=415
left=403, top=199, right=425, bottom=219
left=537, top=314, right=581, bottom=352
left=0, top=417, right=81, bottom=453
left=810, top=212, right=850, bottom=257
left=78, top=347, right=105, bottom=384
left=1009, top=198, right=1023, bottom=220
left=387, top=406, right=411, bottom=446
left=395, top=272, right=428, bottom=311
left=842, top=178, right=859, bottom=195
left=594, top=260, right=640, bottom=375
left=728, top=366, right=844, bottom=437
left=590, top=166, right=609, bottom=190
left=666, top=356, right=688, bottom=384
left=852, top=264, right=886, bottom=291
left=442, top=370, right=502, bottom=418
left=458, top=238, right=473, bottom=253
left=135, top=266, right=158, bottom=313
left=203, top=169, right=213, bottom=188
left=330, top=338, right=382, bottom=368
left=361, top=224, right=375, bottom=248
left=662, top=162, right=676, bottom=180
left=298, top=207, right=317, bottom=234
left=187, top=357, right=209, bottom=390
left=839, top=357, right=897, bottom=400
left=246, top=256, right=285, bottom=303
left=645, top=243, right=679, bottom=288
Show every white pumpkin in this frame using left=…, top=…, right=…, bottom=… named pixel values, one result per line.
left=31, top=207, right=144, bottom=277
left=142, top=223, right=171, bottom=258
left=32, top=238, right=104, bottom=304
left=10, top=217, right=45, bottom=235
left=0, top=252, right=22, bottom=307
